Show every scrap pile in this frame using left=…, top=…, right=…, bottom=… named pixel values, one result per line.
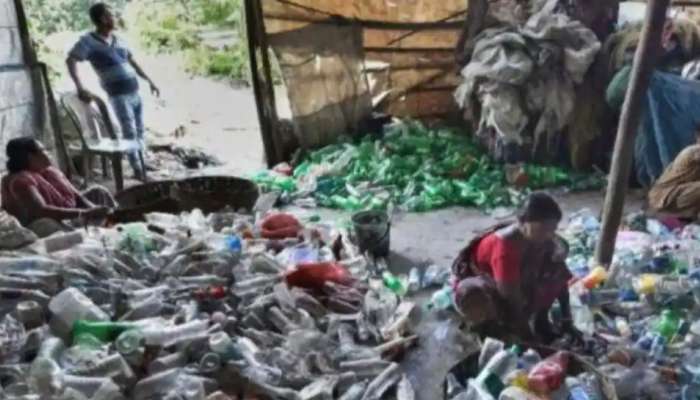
left=146, top=145, right=223, bottom=180
left=445, top=338, right=614, bottom=400
left=0, top=209, right=418, bottom=400
left=454, top=0, right=601, bottom=164
left=446, top=211, right=700, bottom=399
left=253, top=121, right=603, bottom=212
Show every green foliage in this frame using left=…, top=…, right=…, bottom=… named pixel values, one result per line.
left=131, top=0, right=253, bottom=84
left=197, top=0, right=243, bottom=26
left=23, top=0, right=126, bottom=36
left=23, top=0, right=261, bottom=85
left=22, top=0, right=126, bottom=79
left=185, top=44, right=250, bottom=83
left=130, top=2, right=198, bottom=52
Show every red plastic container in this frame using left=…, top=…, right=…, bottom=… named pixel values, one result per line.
left=261, top=213, right=302, bottom=239
left=527, top=351, right=569, bottom=394
left=285, top=262, right=352, bottom=291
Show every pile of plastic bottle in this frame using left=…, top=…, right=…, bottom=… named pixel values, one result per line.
left=438, top=209, right=700, bottom=400
left=0, top=208, right=419, bottom=400
left=561, top=210, right=700, bottom=399
left=446, top=338, right=610, bottom=400
left=252, top=120, right=604, bottom=212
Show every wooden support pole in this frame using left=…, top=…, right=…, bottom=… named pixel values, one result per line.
left=245, top=0, right=281, bottom=167
left=595, top=0, right=670, bottom=266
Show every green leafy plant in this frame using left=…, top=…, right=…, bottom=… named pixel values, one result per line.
left=130, top=0, right=253, bottom=84
left=22, top=0, right=126, bottom=78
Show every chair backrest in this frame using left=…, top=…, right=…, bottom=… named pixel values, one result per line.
left=61, top=93, right=117, bottom=147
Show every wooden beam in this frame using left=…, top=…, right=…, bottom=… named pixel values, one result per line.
left=262, top=13, right=465, bottom=30
left=246, top=0, right=282, bottom=167
left=595, top=0, right=671, bottom=266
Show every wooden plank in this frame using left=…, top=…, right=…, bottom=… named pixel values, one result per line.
left=262, top=12, right=465, bottom=30
left=262, top=0, right=466, bottom=23
left=595, top=0, right=671, bottom=266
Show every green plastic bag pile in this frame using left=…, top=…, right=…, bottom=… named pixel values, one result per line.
left=253, top=121, right=604, bottom=212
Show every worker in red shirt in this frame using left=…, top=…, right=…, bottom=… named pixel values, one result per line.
left=451, top=192, right=579, bottom=343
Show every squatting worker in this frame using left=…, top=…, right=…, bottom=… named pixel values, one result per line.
left=66, top=2, right=160, bottom=180
left=649, top=128, right=700, bottom=220
left=451, top=192, right=579, bottom=343
left=1, top=138, right=116, bottom=238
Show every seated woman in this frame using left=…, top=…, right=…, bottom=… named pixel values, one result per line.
left=648, top=130, right=700, bottom=220
left=1, top=138, right=115, bottom=237
left=451, top=192, right=577, bottom=343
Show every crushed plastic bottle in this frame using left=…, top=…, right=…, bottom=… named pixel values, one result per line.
left=428, top=286, right=454, bottom=310
left=0, top=315, right=26, bottom=362
left=407, top=267, right=421, bottom=293
left=49, top=288, right=110, bottom=337
left=474, top=345, right=520, bottom=398
left=423, top=264, right=450, bottom=288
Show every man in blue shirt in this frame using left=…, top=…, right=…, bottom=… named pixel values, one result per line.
left=67, top=2, right=159, bottom=180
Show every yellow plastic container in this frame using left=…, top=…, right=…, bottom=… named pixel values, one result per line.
left=635, top=274, right=661, bottom=295
left=583, top=266, right=608, bottom=289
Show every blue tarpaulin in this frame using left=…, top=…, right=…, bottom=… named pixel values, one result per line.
left=607, top=67, right=700, bottom=186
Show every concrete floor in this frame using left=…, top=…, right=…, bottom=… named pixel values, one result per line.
left=288, top=189, right=646, bottom=400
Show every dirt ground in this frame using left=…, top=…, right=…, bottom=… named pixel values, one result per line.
left=45, top=30, right=284, bottom=177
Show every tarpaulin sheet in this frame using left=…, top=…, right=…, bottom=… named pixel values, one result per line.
left=634, top=71, right=700, bottom=187
left=261, top=0, right=465, bottom=148
left=608, top=66, right=700, bottom=186
left=268, top=22, right=372, bottom=149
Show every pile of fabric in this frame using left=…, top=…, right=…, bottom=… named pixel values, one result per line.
left=454, top=0, right=601, bottom=164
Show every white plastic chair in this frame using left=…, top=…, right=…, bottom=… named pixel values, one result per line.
left=61, top=93, right=146, bottom=191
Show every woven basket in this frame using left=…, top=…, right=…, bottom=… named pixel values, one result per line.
left=113, top=176, right=259, bottom=223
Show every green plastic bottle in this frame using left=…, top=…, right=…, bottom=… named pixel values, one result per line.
left=654, top=309, right=681, bottom=341
left=382, top=272, right=407, bottom=296
left=72, top=320, right=137, bottom=343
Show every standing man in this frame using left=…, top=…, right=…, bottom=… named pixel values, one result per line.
left=67, top=2, right=159, bottom=180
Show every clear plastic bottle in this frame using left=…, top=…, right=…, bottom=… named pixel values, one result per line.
left=142, top=319, right=209, bottom=347
left=115, top=329, right=145, bottom=367
left=148, top=352, right=187, bottom=374
left=133, top=368, right=181, bottom=400
left=428, top=286, right=453, bottom=310
left=423, top=264, right=449, bottom=288
left=199, top=352, right=222, bottom=374
left=208, top=332, right=244, bottom=362
left=518, top=349, right=542, bottom=372
left=479, top=338, right=505, bottom=369
left=474, top=345, right=520, bottom=397
left=49, top=288, right=109, bottom=335
left=407, top=267, right=421, bottom=293
left=42, top=231, right=84, bottom=253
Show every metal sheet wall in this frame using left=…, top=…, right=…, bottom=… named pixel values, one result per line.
left=0, top=0, right=53, bottom=173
